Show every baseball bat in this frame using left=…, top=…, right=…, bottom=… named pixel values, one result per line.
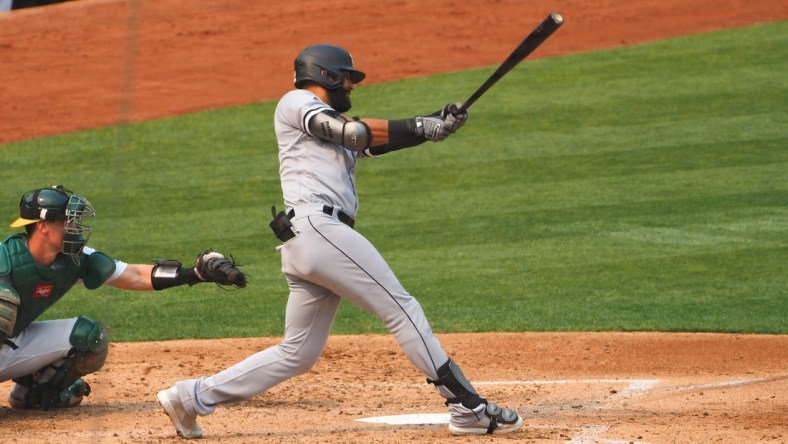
left=456, top=12, right=564, bottom=114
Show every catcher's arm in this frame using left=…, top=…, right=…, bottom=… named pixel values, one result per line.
left=107, top=263, right=154, bottom=290
left=151, top=250, right=247, bottom=290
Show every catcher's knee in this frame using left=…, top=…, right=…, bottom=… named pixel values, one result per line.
left=13, top=316, right=108, bottom=391
left=68, top=315, right=109, bottom=375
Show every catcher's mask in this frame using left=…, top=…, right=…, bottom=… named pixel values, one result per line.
left=11, top=185, right=95, bottom=265
left=294, top=44, right=366, bottom=90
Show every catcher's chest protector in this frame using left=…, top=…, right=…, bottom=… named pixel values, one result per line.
left=1, top=235, right=85, bottom=336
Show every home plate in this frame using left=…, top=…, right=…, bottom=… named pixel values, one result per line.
left=357, top=413, right=450, bottom=425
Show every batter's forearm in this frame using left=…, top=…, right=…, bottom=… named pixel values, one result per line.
left=363, top=118, right=390, bottom=146
left=364, top=118, right=428, bottom=156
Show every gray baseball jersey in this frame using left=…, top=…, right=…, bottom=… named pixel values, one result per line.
left=172, top=89, right=451, bottom=416
left=277, top=89, right=361, bottom=216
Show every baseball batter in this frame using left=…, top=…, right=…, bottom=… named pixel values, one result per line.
left=157, top=44, right=523, bottom=438
left=0, top=185, right=244, bottom=409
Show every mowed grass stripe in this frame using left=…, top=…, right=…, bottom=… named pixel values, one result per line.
left=0, top=22, right=784, bottom=338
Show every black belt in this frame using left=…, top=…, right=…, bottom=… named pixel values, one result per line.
left=288, top=205, right=355, bottom=229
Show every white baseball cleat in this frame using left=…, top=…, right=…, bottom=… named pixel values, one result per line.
left=448, top=401, right=524, bottom=435
left=157, top=386, right=203, bottom=439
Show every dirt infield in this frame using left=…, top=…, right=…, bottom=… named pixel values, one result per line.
left=1, top=0, right=787, bottom=443
left=0, top=333, right=786, bottom=443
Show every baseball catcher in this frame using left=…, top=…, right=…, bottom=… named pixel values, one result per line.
left=0, top=185, right=246, bottom=409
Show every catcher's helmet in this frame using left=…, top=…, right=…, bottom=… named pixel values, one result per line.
left=294, top=44, right=366, bottom=89
left=10, top=185, right=95, bottom=265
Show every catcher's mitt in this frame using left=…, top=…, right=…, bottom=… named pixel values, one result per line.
left=194, top=251, right=247, bottom=288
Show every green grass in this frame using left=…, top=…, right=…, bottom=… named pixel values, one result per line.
left=1, top=22, right=785, bottom=340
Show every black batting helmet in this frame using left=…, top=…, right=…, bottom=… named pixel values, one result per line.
left=294, top=44, right=366, bottom=89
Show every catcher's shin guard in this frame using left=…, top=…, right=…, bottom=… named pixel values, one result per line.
left=8, top=316, right=107, bottom=409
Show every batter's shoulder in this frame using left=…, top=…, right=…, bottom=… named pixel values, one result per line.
left=280, top=89, right=326, bottom=106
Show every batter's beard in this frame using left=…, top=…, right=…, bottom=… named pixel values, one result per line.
left=328, top=87, right=352, bottom=112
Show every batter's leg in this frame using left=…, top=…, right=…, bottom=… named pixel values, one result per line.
left=293, top=218, right=522, bottom=434
left=294, top=218, right=449, bottom=380
left=175, top=276, right=341, bottom=416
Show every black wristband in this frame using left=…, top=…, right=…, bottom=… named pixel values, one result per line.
left=151, top=260, right=200, bottom=290
left=368, top=118, right=428, bottom=156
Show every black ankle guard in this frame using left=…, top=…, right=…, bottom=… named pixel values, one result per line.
left=427, top=359, right=484, bottom=407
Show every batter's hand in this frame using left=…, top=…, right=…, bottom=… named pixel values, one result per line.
left=415, top=116, right=451, bottom=142
left=440, top=103, right=468, bottom=133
